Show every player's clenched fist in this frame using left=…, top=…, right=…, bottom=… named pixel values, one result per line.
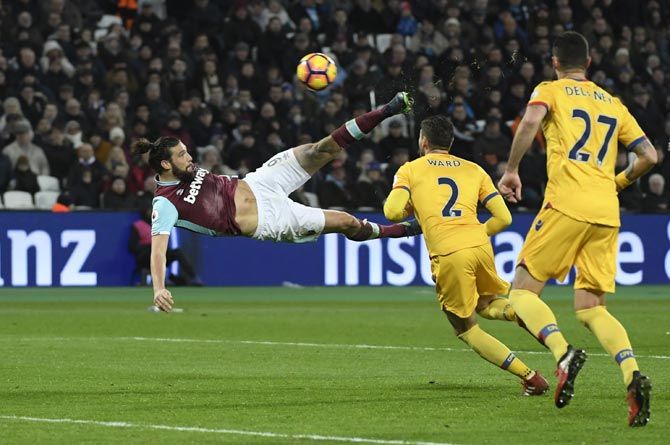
left=154, top=289, right=174, bottom=312
left=498, top=171, right=522, bottom=203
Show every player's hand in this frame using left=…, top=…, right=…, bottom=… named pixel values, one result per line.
left=153, top=289, right=174, bottom=312
left=498, top=171, right=522, bottom=203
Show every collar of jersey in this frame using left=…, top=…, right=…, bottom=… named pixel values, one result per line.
left=155, top=174, right=180, bottom=186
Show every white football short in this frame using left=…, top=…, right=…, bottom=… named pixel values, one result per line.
left=243, top=148, right=325, bottom=243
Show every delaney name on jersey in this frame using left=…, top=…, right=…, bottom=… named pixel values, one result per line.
left=564, top=85, right=613, bottom=104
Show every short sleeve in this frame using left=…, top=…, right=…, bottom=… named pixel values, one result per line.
left=151, top=197, right=178, bottom=236
left=527, top=82, right=555, bottom=112
left=616, top=100, right=647, bottom=151
left=392, top=163, right=411, bottom=192
left=478, top=169, right=499, bottom=205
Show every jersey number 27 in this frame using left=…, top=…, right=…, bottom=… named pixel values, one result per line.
left=569, top=109, right=617, bottom=166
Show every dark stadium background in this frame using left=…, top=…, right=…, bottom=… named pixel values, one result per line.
left=1, top=0, right=669, bottom=215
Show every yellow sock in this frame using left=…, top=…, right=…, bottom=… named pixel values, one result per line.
left=510, top=289, right=569, bottom=362
left=477, top=297, right=516, bottom=321
left=576, top=306, right=639, bottom=386
left=458, top=324, right=534, bottom=380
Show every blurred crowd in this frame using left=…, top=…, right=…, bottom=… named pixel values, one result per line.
left=1, top=0, right=669, bottom=213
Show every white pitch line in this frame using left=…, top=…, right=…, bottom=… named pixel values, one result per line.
left=122, top=336, right=670, bottom=360
left=2, top=335, right=669, bottom=360
left=0, top=415, right=457, bottom=445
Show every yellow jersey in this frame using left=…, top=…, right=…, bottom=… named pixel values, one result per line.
left=392, top=153, right=499, bottom=257
left=528, top=78, right=647, bottom=227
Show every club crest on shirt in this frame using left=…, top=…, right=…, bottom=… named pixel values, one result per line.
left=151, top=209, right=158, bottom=221
left=535, top=219, right=543, bottom=231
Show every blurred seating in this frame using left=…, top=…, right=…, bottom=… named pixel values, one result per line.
left=3, top=191, right=34, bottom=209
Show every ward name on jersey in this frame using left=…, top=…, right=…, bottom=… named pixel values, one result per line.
left=528, top=79, right=647, bottom=227
left=393, top=153, right=499, bottom=257
left=151, top=168, right=241, bottom=236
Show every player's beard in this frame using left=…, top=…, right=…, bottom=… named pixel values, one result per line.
left=171, top=161, right=198, bottom=182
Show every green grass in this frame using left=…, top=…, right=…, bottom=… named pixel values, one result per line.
left=0, top=286, right=668, bottom=444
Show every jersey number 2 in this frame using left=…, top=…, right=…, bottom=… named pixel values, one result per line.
left=438, top=177, right=461, bottom=217
left=568, top=109, right=617, bottom=166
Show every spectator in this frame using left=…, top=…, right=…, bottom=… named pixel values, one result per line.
left=162, top=111, right=194, bottom=153
left=191, top=106, right=217, bottom=148
left=318, top=159, right=355, bottom=209
left=41, top=125, right=76, bottom=183
left=355, top=161, right=389, bottom=209
left=0, top=151, right=11, bottom=193
left=104, top=146, right=129, bottom=178
left=67, top=143, right=107, bottom=192
left=224, top=5, right=262, bottom=48
left=410, top=18, right=448, bottom=58
left=385, top=148, right=410, bottom=185
left=257, top=17, right=289, bottom=70
left=226, top=131, right=268, bottom=176
left=473, top=117, right=511, bottom=176
left=0, top=1, right=667, bottom=213
left=102, top=176, right=135, bottom=210
left=51, top=193, right=73, bottom=212
left=642, top=174, right=668, bottom=213
left=2, top=120, right=50, bottom=175
left=1, top=97, right=25, bottom=143
left=129, top=202, right=201, bottom=285
left=68, top=169, right=102, bottom=208
left=199, top=145, right=225, bottom=174
left=40, top=40, right=75, bottom=78
left=396, top=3, right=418, bottom=37
left=379, top=120, right=412, bottom=161
left=343, top=59, right=381, bottom=108
left=63, top=120, right=84, bottom=148
left=13, top=155, right=39, bottom=194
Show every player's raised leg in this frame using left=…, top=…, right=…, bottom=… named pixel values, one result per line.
left=322, top=209, right=421, bottom=240
left=435, top=250, right=548, bottom=396
left=476, top=295, right=516, bottom=322
left=293, top=92, right=412, bottom=175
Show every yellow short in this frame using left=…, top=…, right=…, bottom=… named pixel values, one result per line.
left=431, top=243, right=510, bottom=318
left=518, top=207, right=617, bottom=293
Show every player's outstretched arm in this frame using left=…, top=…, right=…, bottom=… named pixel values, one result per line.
left=498, top=105, right=547, bottom=203
left=151, top=234, right=174, bottom=312
left=615, top=139, right=658, bottom=191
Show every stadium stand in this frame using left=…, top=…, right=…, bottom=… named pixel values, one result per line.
left=34, top=190, right=60, bottom=209
left=0, top=0, right=668, bottom=213
left=3, top=190, right=34, bottom=209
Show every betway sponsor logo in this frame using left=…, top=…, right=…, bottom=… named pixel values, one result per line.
left=183, top=169, right=207, bottom=204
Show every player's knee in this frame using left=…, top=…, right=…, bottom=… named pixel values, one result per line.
left=574, top=289, right=604, bottom=311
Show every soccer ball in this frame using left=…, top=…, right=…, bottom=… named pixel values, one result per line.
left=296, top=53, right=337, bottom=92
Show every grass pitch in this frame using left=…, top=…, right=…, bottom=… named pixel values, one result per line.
left=0, top=286, right=668, bottom=444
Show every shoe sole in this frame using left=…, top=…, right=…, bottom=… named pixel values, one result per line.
left=630, top=376, right=652, bottom=427
left=555, top=349, right=587, bottom=408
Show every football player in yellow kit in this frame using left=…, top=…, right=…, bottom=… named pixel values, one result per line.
left=384, top=115, right=548, bottom=396
left=498, top=31, right=657, bottom=426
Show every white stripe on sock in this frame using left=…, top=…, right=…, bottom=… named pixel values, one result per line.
left=345, top=119, right=365, bottom=140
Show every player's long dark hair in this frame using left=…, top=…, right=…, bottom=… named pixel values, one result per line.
left=131, top=137, right=180, bottom=173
